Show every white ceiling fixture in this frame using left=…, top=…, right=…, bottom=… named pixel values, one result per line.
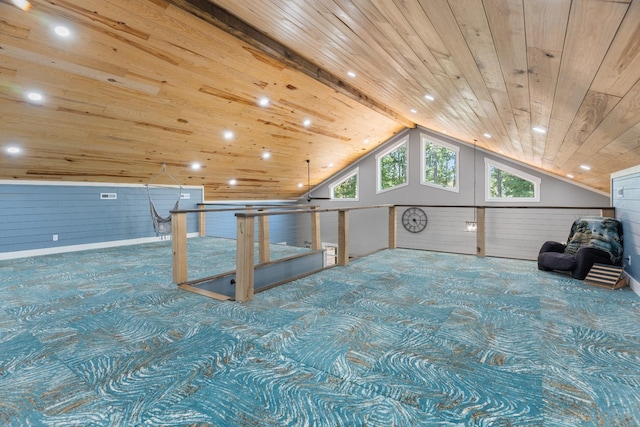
left=532, top=126, right=547, bottom=134
left=302, top=118, right=311, bottom=127
left=223, top=130, right=234, bottom=140
left=347, top=71, right=356, bottom=78
left=483, top=133, right=492, bottom=138
left=5, top=146, right=22, bottom=155
left=11, top=0, right=31, bottom=11
left=26, top=92, right=43, bottom=102
left=190, top=162, right=201, bottom=170
left=262, top=151, right=270, bottom=159
left=228, top=178, right=237, bottom=185
left=424, top=94, right=435, bottom=101
left=54, top=26, right=71, bottom=37
left=580, top=164, right=591, bottom=171
left=258, top=97, right=270, bottom=107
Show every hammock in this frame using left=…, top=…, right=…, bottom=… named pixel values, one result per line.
left=146, top=163, right=181, bottom=236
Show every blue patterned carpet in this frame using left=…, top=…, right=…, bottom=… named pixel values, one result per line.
left=1, top=238, right=640, bottom=426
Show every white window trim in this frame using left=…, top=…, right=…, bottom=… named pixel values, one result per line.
left=485, top=158, right=541, bottom=202
left=420, top=135, right=459, bottom=193
left=329, top=167, right=359, bottom=201
left=376, top=137, right=409, bottom=194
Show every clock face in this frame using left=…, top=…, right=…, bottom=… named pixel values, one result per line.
left=402, top=207, right=428, bottom=233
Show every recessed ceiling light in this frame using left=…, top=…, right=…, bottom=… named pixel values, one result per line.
left=328, top=163, right=334, bottom=168
left=223, top=130, right=234, bottom=140
left=297, top=182, right=304, bottom=188
left=483, top=133, right=492, bottom=138
left=228, top=178, right=237, bottom=185
left=27, top=92, right=43, bottom=102
left=262, top=151, right=270, bottom=159
left=5, top=146, right=21, bottom=155
left=532, top=126, right=547, bottom=134
left=424, top=94, right=435, bottom=101
left=567, top=174, right=574, bottom=179
left=364, top=139, right=369, bottom=144
left=410, top=109, right=417, bottom=114
left=580, top=164, right=591, bottom=171
left=190, top=162, right=201, bottom=170
left=347, top=71, right=356, bottom=78
left=54, top=26, right=71, bottom=37
left=258, top=97, right=270, bottom=107
left=302, top=118, right=312, bottom=127
left=11, top=0, right=31, bottom=11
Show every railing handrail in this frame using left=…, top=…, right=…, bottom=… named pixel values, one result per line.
left=173, top=204, right=316, bottom=214
left=235, top=204, right=394, bottom=218
left=394, top=204, right=612, bottom=209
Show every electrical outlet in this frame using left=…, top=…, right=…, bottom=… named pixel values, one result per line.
left=52, top=234, right=58, bottom=241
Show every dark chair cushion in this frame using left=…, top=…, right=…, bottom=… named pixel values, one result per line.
left=572, top=247, right=614, bottom=280
left=538, top=252, right=577, bottom=272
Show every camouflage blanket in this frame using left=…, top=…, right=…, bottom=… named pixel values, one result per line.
left=564, top=217, right=623, bottom=263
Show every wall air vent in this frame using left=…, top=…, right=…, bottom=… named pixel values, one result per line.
left=100, top=193, right=117, bottom=200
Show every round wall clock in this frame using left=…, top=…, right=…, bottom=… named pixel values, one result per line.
left=402, top=207, right=428, bottom=233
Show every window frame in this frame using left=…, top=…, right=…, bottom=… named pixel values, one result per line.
left=376, top=137, right=409, bottom=194
left=329, top=167, right=359, bottom=201
left=484, top=158, right=541, bottom=202
left=420, top=135, right=460, bottom=193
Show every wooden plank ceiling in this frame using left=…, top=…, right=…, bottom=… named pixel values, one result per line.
left=1, top=0, right=640, bottom=199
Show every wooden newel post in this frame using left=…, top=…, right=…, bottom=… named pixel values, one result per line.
left=388, top=206, right=397, bottom=249
left=476, top=207, right=486, bottom=257
left=310, top=207, right=321, bottom=251
left=258, top=210, right=270, bottom=263
left=172, top=212, right=188, bottom=284
left=198, top=204, right=206, bottom=237
left=601, top=208, right=615, bottom=218
left=236, top=215, right=255, bottom=302
left=338, top=210, right=349, bottom=266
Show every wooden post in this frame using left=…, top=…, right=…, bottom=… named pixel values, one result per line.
left=235, top=215, right=255, bottom=302
left=388, top=206, right=397, bottom=249
left=310, top=207, right=321, bottom=250
left=338, top=210, right=349, bottom=266
left=198, top=204, right=206, bottom=237
left=476, top=207, right=486, bottom=257
left=258, top=210, right=270, bottom=263
left=601, top=208, right=615, bottom=218
left=172, top=212, right=188, bottom=284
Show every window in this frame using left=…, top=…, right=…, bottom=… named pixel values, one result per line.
left=376, top=138, right=408, bottom=193
left=421, top=136, right=459, bottom=192
left=485, top=159, right=540, bottom=202
left=330, top=168, right=358, bottom=200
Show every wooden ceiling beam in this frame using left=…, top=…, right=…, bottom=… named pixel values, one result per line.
left=165, top=0, right=415, bottom=129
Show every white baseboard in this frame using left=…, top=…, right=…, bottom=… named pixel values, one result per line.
left=0, top=233, right=200, bottom=261
left=625, top=272, right=640, bottom=297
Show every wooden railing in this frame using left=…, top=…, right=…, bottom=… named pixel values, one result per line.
left=171, top=204, right=394, bottom=301
left=172, top=204, right=614, bottom=302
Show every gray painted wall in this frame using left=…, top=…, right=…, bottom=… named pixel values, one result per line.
left=298, top=127, right=611, bottom=258
left=612, top=168, right=640, bottom=292
left=306, top=127, right=609, bottom=207
left=0, top=182, right=202, bottom=254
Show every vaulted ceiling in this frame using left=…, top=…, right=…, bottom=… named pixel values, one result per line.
left=2, top=0, right=640, bottom=199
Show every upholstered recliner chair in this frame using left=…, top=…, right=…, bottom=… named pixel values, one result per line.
left=537, top=217, right=623, bottom=280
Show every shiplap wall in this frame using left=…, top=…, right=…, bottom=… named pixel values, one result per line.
left=296, top=206, right=604, bottom=261
left=0, top=182, right=202, bottom=256
left=202, top=203, right=299, bottom=245
left=612, top=168, right=640, bottom=293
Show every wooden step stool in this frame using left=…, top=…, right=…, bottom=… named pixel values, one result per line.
left=584, top=264, right=627, bottom=289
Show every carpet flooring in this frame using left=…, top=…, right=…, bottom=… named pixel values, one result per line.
left=1, top=238, right=639, bottom=426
